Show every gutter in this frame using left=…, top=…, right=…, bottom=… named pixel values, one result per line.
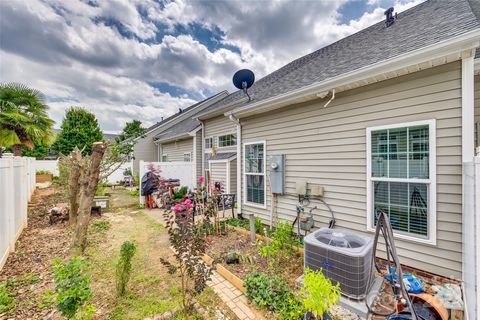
left=226, top=29, right=480, bottom=118
left=228, top=114, right=243, bottom=219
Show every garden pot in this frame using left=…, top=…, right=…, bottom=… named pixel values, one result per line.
left=304, top=311, right=332, bottom=320
left=36, top=174, right=53, bottom=183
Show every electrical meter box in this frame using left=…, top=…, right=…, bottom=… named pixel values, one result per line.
left=269, top=154, right=285, bottom=194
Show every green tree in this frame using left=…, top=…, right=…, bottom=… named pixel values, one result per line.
left=52, top=107, right=103, bottom=155
left=0, top=83, right=55, bottom=156
left=115, top=120, right=145, bottom=143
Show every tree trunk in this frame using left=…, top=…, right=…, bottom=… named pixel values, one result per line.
left=71, top=142, right=106, bottom=256
left=12, top=144, right=22, bottom=156
left=68, top=148, right=82, bottom=226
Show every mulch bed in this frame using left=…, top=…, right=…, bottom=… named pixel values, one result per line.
left=0, top=187, right=70, bottom=320
left=205, top=229, right=304, bottom=289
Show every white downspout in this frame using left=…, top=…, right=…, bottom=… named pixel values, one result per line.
left=323, top=89, right=335, bottom=108
left=229, top=115, right=242, bottom=219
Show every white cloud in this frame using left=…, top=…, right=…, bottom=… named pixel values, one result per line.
left=0, top=0, right=424, bottom=132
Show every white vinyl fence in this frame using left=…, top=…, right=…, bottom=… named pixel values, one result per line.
left=35, top=159, right=59, bottom=176
left=0, top=155, right=36, bottom=270
left=34, top=159, right=132, bottom=184
left=139, top=160, right=195, bottom=205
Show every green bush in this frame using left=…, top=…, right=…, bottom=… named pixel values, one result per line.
left=260, top=220, right=295, bottom=263
left=95, top=183, right=106, bottom=196
left=36, top=170, right=52, bottom=175
left=244, top=271, right=292, bottom=312
left=116, top=241, right=137, bottom=297
left=300, top=268, right=340, bottom=318
left=173, top=186, right=188, bottom=200
left=0, top=282, right=14, bottom=314
left=129, top=189, right=140, bottom=197
left=52, top=256, right=95, bottom=319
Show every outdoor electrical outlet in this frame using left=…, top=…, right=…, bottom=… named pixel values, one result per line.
left=311, top=185, right=324, bottom=197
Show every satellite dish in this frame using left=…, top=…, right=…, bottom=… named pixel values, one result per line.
left=232, top=69, right=255, bottom=100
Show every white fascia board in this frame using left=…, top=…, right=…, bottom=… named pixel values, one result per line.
left=227, top=29, right=480, bottom=118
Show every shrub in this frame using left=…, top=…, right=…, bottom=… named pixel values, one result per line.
left=52, top=256, right=95, bottom=319
left=129, top=189, right=140, bottom=197
left=95, top=183, right=106, bottom=196
left=173, top=186, right=188, bottom=200
left=300, top=268, right=341, bottom=318
left=116, top=241, right=137, bottom=297
left=260, top=220, right=295, bottom=263
left=0, top=282, right=14, bottom=314
left=36, top=170, right=52, bottom=175
left=243, top=271, right=292, bottom=312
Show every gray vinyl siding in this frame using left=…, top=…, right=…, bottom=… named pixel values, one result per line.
left=204, top=115, right=237, bottom=153
left=230, top=158, right=237, bottom=195
left=132, top=136, right=158, bottom=175
left=161, top=138, right=194, bottom=162
left=210, top=162, right=227, bottom=193
left=240, top=62, right=463, bottom=278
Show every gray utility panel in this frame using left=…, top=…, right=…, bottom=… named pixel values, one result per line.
left=269, top=154, right=285, bottom=194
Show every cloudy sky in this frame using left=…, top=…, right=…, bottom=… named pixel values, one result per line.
left=0, top=0, right=422, bottom=133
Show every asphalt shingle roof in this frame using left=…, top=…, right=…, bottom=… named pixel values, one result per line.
left=199, top=0, right=480, bottom=117
left=154, top=92, right=227, bottom=141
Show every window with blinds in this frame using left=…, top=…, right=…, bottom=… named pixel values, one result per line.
left=244, top=142, right=265, bottom=207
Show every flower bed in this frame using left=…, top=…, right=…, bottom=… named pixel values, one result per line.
left=205, top=228, right=304, bottom=289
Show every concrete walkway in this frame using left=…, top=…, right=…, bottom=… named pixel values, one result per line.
left=141, top=208, right=264, bottom=320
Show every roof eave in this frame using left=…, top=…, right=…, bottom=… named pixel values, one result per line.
left=227, top=29, right=480, bottom=119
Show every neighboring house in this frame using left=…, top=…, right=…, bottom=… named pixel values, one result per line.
left=194, top=0, right=480, bottom=317
left=130, top=91, right=228, bottom=175
left=153, top=91, right=229, bottom=181
left=195, top=106, right=240, bottom=195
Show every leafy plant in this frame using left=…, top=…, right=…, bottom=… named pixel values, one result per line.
left=300, top=268, right=341, bottom=318
left=260, top=220, right=295, bottom=264
left=116, top=241, right=137, bottom=297
left=243, top=271, right=292, bottom=312
left=162, top=199, right=211, bottom=320
left=129, top=189, right=140, bottom=197
left=52, top=256, right=95, bottom=319
left=173, top=186, right=188, bottom=200
left=136, top=203, right=145, bottom=209
left=0, top=282, right=14, bottom=314
left=38, top=290, right=55, bottom=310
left=92, top=220, right=111, bottom=231
left=36, top=170, right=53, bottom=175
left=95, top=182, right=106, bottom=196
left=0, top=83, right=55, bottom=156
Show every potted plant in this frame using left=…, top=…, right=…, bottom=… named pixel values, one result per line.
left=300, top=268, right=341, bottom=320
left=36, top=170, right=53, bottom=183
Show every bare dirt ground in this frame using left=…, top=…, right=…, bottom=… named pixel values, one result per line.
left=0, top=188, right=236, bottom=320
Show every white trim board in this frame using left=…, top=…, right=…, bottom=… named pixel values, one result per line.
left=243, top=140, right=267, bottom=209
left=366, top=119, right=437, bottom=245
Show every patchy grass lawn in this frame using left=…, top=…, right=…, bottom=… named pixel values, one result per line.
left=0, top=188, right=236, bottom=320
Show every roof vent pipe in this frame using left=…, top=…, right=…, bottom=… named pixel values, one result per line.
left=384, top=7, right=397, bottom=27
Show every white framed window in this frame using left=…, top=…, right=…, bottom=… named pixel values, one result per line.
left=366, top=119, right=436, bottom=244
left=218, top=134, right=237, bottom=147
left=161, top=154, right=168, bottom=162
left=243, top=141, right=266, bottom=208
left=183, top=152, right=192, bottom=162
left=205, top=137, right=213, bottom=149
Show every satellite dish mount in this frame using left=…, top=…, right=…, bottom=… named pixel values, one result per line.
left=233, top=69, right=255, bottom=101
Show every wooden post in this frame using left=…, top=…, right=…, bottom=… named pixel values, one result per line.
left=249, top=214, right=255, bottom=243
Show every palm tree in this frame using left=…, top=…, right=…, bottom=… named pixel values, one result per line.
left=0, top=83, right=55, bottom=156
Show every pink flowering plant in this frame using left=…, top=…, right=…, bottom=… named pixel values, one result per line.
left=161, top=197, right=211, bottom=319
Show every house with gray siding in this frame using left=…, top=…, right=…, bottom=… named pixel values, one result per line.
left=195, top=105, right=241, bottom=195
left=202, top=0, right=480, bottom=317
left=153, top=91, right=229, bottom=182
left=130, top=92, right=227, bottom=175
